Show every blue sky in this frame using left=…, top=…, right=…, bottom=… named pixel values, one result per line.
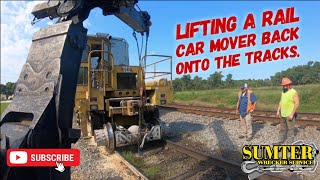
left=1, top=1, right=320, bottom=83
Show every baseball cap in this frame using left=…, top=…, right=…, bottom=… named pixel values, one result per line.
left=241, top=83, right=248, bottom=89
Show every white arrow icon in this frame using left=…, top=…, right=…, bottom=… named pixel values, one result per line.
left=55, top=162, right=65, bottom=172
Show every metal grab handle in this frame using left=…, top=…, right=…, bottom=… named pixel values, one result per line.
left=88, top=50, right=115, bottom=99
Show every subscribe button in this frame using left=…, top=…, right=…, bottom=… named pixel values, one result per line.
left=7, top=149, right=80, bottom=167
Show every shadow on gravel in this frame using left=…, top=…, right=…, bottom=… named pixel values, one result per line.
left=252, top=121, right=265, bottom=138
left=209, top=120, right=241, bottom=160
left=165, top=121, right=204, bottom=141
left=206, top=120, right=247, bottom=180
left=158, top=108, right=174, bottom=118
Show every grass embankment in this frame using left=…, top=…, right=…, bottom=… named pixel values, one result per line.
left=174, top=84, right=320, bottom=113
left=0, top=102, right=9, bottom=115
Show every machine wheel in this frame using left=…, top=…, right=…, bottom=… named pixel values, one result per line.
left=105, top=123, right=115, bottom=152
left=111, top=123, right=117, bottom=132
left=94, top=122, right=115, bottom=153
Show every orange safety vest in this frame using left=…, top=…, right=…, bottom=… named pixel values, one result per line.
left=237, top=90, right=255, bottom=113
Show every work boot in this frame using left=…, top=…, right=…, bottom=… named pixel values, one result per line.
left=238, top=135, right=245, bottom=139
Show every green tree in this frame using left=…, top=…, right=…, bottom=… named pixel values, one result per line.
left=0, top=84, right=7, bottom=94
left=180, top=75, right=192, bottom=91
left=192, top=76, right=203, bottom=90
left=225, top=73, right=233, bottom=87
left=172, top=61, right=320, bottom=91
left=301, top=72, right=317, bottom=84
left=173, top=78, right=183, bottom=91
left=6, top=82, right=16, bottom=95
left=208, top=71, right=224, bottom=88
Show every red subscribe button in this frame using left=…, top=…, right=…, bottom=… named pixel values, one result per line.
left=7, top=149, right=80, bottom=167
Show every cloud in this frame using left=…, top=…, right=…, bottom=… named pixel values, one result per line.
left=84, top=19, right=91, bottom=28
left=0, top=1, right=92, bottom=84
left=1, top=1, right=45, bottom=84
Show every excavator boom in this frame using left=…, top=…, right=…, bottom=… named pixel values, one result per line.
left=31, top=0, right=150, bottom=33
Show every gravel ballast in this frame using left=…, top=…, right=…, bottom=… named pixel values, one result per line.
left=71, top=135, right=138, bottom=180
left=160, top=108, right=320, bottom=180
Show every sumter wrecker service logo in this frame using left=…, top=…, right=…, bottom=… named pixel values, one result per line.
left=241, top=141, right=319, bottom=179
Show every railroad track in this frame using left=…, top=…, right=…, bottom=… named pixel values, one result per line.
left=158, top=104, right=320, bottom=127
left=165, top=140, right=290, bottom=180
left=115, top=151, right=148, bottom=180
left=116, top=140, right=291, bottom=180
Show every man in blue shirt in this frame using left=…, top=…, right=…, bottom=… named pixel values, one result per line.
left=236, top=83, right=257, bottom=141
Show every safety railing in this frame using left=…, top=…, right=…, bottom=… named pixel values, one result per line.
left=142, top=54, right=172, bottom=86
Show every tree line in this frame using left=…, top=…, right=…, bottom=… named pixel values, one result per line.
left=0, top=82, right=16, bottom=97
left=1, top=61, right=319, bottom=94
left=173, top=61, right=320, bottom=91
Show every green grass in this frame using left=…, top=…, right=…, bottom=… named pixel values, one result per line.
left=121, top=151, right=161, bottom=179
left=143, top=166, right=160, bottom=179
left=0, top=102, right=9, bottom=115
left=122, top=151, right=144, bottom=168
left=174, top=84, right=320, bottom=113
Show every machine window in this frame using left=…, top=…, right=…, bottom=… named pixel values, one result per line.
left=103, top=41, right=109, bottom=62
left=117, top=73, right=137, bottom=89
left=90, top=44, right=102, bottom=69
left=91, top=57, right=99, bottom=69
left=81, top=45, right=90, bottom=62
left=77, top=67, right=88, bottom=85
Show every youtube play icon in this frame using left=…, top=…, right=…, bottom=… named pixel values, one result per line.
left=9, top=151, right=28, bottom=164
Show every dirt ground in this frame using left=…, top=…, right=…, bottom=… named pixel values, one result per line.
left=71, top=135, right=138, bottom=180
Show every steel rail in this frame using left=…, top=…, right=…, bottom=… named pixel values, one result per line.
left=165, top=140, right=290, bottom=180
left=159, top=105, right=320, bottom=127
left=164, top=104, right=320, bottom=118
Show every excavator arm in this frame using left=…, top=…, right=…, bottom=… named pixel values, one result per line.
left=31, top=0, right=151, bottom=33
left=0, top=1, right=150, bottom=179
